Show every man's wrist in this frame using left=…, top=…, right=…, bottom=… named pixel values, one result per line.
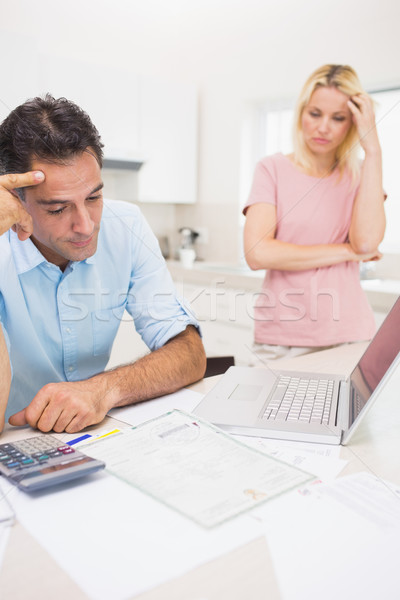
left=89, top=369, right=123, bottom=414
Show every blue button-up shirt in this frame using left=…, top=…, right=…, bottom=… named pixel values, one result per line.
left=0, top=200, right=198, bottom=420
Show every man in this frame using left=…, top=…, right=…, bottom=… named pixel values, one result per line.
left=0, top=95, right=206, bottom=434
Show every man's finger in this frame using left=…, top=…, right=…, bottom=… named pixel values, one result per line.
left=0, top=170, right=45, bottom=191
left=8, top=408, right=28, bottom=427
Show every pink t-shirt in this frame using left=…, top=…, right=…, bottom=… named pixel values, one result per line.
left=244, top=153, right=376, bottom=347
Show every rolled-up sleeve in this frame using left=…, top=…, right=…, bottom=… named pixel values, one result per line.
left=125, top=210, right=200, bottom=350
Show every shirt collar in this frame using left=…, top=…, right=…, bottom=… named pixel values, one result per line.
left=85, top=253, right=97, bottom=265
left=10, top=230, right=97, bottom=274
left=10, top=230, right=47, bottom=274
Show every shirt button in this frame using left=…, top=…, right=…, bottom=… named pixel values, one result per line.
left=68, top=366, right=73, bottom=372
left=66, top=328, right=72, bottom=334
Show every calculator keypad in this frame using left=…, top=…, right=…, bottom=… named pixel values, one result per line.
left=0, top=437, right=75, bottom=471
left=0, top=435, right=105, bottom=492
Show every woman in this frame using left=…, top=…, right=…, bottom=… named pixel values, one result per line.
left=243, top=64, right=386, bottom=361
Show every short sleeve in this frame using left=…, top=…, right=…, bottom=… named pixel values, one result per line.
left=243, top=157, right=278, bottom=215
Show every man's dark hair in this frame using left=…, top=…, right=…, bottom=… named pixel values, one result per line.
left=0, top=94, right=104, bottom=177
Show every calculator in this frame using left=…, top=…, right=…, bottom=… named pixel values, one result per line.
left=0, top=435, right=105, bottom=492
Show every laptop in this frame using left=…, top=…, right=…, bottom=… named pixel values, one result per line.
left=194, top=297, right=400, bottom=445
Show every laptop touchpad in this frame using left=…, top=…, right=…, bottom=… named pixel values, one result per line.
left=229, top=384, right=263, bottom=401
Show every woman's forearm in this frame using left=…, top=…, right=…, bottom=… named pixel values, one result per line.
left=348, top=149, right=386, bottom=254
left=244, top=238, right=380, bottom=272
left=346, top=94, right=385, bottom=254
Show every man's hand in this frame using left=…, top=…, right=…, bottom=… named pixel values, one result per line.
left=8, top=380, right=110, bottom=433
left=8, top=326, right=206, bottom=435
left=0, top=171, right=45, bottom=240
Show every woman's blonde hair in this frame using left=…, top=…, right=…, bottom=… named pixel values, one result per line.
left=293, top=64, right=367, bottom=179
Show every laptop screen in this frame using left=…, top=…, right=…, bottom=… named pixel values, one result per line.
left=348, top=297, right=400, bottom=425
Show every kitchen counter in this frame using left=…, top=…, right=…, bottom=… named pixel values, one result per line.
left=359, top=278, right=400, bottom=312
left=107, top=261, right=399, bottom=370
left=167, top=260, right=264, bottom=292
left=167, top=260, right=400, bottom=313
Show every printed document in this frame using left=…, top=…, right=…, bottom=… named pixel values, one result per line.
left=82, top=410, right=314, bottom=528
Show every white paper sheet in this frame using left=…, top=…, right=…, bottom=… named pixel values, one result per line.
left=252, top=472, right=400, bottom=599
left=0, top=480, right=15, bottom=570
left=235, top=435, right=347, bottom=483
left=0, top=524, right=11, bottom=571
left=82, top=410, right=314, bottom=528
left=3, top=387, right=268, bottom=599
left=109, top=389, right=346, bottom=486
left=312, top=471, right=400, bottom=530
left=235, top=435, right=342, bottom=459
left=13, top=470, right=264, bottom=600
left=305, top=528, right=400, bottom=600
left=0, top=482, right=14, bottom=525
left=108, top=388, right=203, bottom=426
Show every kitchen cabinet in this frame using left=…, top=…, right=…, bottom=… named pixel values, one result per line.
left=39, top=57, right=141, bottom=160
left=39, top=59, right=198, bottom=204
left=137, top=77, right=198, bottom=204
left=175, top=281, right=255, bottom=366
left=4, top=52, right=198, bottom=205
left=0, top=33, right=43, bottom=123
left=106, top=313, right=149, bottom=370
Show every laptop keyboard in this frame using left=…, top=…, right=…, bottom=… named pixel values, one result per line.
left=262, top=376, right=334, bottom=424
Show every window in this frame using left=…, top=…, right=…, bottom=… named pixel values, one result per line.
left=240, top=88, right=400, bottom=253
left=371, top=88, right=400, bottom=252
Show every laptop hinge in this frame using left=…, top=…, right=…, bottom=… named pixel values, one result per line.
left=336, top=380, right=349, bottom=431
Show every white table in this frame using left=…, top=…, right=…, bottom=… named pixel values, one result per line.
left=1, top=341, right=399, bottom=600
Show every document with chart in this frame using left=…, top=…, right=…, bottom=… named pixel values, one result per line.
left=81, top=410, right=314, bottom=527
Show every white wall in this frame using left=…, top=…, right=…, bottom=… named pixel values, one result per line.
left=2, top=0, right=400, bottom=262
